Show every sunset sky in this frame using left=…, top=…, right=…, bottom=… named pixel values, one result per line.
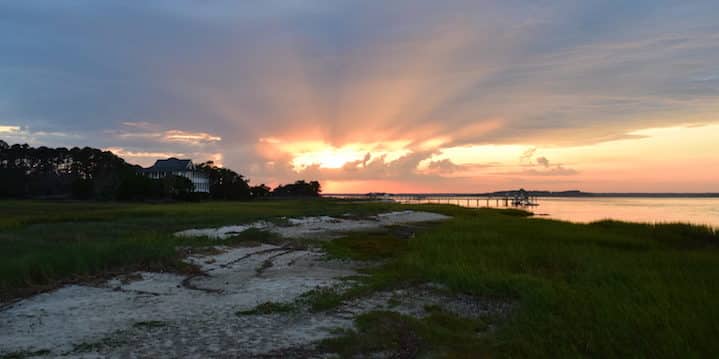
left=1, top=1, right=718, bottom=193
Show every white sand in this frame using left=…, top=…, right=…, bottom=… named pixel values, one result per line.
left=174, top=211, right=450, bottom=240
left=174, top=221, right=273, bottom=240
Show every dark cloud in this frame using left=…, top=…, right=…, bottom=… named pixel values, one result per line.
left=519, top=166, right=579, bottom=177
left=426, top=159, right=463, bottom=174
left=536, top=156, right=550, bottom=168
left=502, top=159, right=579, bottom=176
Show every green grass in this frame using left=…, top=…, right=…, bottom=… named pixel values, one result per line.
left=308, top=204, right=719, bottom=356
left=0, top=232, right=184, bottom=298
left=0, top=199, right=406, bottom=231
left=322, top=230, right=409, bottom=261
left=375, top=207, right=719, bottom=357
left=319, top=308, right=490, bottom=357
left=236, top=301, right=296, bottom=316
left=1, top=200, right=718, bottom=357
left=298, top=286, right=348, bottom=312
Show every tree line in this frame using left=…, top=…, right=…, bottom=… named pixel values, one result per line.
left=0, top=142, right=321, bottom=200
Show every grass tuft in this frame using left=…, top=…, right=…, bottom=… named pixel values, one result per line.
left=322, top=231, right=408, bottom=261
left=299, top=286, right=347, bottom=312
left=319, top=309, right=489, bottom=357
left=236, top=301, right=295, bottom=315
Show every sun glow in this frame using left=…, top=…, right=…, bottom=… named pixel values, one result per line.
left=252, top=122, right=719, bottom=192
left=420, top=144, right=531, bottom=168
left=261, top=138, right=413, bottom=172
left=291, top=144, right=412, bottom=171
left=292, top=147, right=365, bottom=169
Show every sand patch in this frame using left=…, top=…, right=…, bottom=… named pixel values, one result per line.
left=175, top=211, right=450, bottom=240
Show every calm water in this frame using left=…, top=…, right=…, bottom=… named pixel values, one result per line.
left=389, top=196, right=719, bottom=228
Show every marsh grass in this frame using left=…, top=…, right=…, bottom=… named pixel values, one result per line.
left=0, top=199, right=407, bottom=300
left=236, top=301, right=296, bottom=316
left=319, top=309, right=490, bottom=357
left=379, top=208, right=719, bottom=357
left=1, top=200, right=718, bottom=357
left=322, top=230, right=408, bottom=261
left=298, top=286, right=348, bottom=312
left=0, top=232, right=184, bottom=299
left=311, top=204, right=719, bottom=356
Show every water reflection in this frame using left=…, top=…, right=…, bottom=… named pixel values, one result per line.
left=334, top=195, right=719, bottom=228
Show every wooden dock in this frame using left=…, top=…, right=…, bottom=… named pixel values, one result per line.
left=334, top=194, right=540, bottom=208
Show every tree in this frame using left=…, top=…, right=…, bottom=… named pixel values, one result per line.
left=162, top=175, right=194, bottom=200
left=0, top=142, right=322, bottom=201
left=71, top=178, right=94, bottom=200
left=0, top=143, right=141, bottom=199
left=116, top=174, right=163, bottom=200
left=0, top=168, right=26, bottom=197
left=250, top=184, right=271, bottom=198
left=197, top=161, right=251, bottom=200
left=272, top=180, right=322, bottom=197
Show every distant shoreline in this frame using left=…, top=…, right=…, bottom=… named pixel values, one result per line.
left=326, top=192, right=719, bottom=198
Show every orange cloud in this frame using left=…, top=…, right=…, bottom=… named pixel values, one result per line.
left=104, top=147, right=223, bottom=167
left=162, top=130, right=221, bottom=144
left=104, top=147, right=185, bottom=165
left=272, top=122, right=719, bottom=193
left=260, top=137, right=414, bottom=172
left=112, top=123, right=221, bottom=145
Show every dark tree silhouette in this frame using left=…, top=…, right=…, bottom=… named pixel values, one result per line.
left=1, top=142, right=323, bottom=201
left=0, top=143, right=135, bottom=198
left=162, top=175, right=194, bottom=199
left=116, top=174, right=164, bottom=200
left=272, top=180, right=321, bottom=197
left=250, top=184, right=271, bottom=198
left=197, top=161, right=251, bottom=200
left=0, top=143, right=192, bottom=200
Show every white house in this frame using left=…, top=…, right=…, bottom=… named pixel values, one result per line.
left=141, top=158, right=209, bottom=193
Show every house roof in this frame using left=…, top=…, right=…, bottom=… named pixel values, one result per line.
left=143, top=158, right=194, bottom=172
